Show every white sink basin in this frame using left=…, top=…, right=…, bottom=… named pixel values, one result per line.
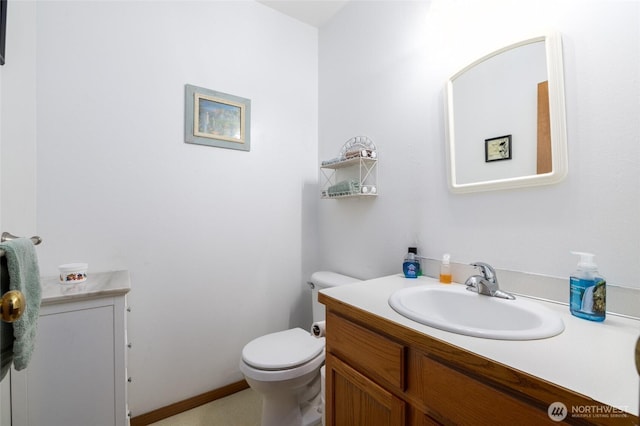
left=388, top=285, right=564, bottom=340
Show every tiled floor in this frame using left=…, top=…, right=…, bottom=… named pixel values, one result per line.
left=149, top=389, right=262, bottom=426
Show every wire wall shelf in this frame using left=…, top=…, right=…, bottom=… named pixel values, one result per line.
left=320, top=136, right=378, bottom=199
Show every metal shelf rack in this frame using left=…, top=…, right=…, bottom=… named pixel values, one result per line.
left=320, top=136, right=378, bottom=199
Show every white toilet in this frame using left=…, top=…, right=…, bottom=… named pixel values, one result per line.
left=239, top=271, right=361, bottom=426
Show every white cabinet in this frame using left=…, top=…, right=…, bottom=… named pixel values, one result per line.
left=11, top=271, right=130, bottom=426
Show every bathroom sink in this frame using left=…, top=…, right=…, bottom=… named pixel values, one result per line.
left=388, top=285, right=564, bottom=340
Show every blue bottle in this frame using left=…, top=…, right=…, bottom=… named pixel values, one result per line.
left=569, top=252, right=606, bottom=322
left=403, top=247, right=420, bottom=279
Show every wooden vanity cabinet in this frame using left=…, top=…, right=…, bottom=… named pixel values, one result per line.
left=321, top=299, right=638, bottom=426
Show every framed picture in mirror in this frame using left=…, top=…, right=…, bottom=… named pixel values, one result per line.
left=485, top=135, right=512, bottom=162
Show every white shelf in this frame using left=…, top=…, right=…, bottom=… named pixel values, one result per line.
left=320, top=136, right=378, bottom=199
left=321, top=156, right=377, bottom=170
left=322, top=191, right=378, bottom=199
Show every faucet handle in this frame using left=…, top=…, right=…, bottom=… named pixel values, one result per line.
left=470, top=262, right=497, bottom=282
left=464, top=275, right=480, bottom=291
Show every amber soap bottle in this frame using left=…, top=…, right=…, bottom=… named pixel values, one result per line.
left=439, top=253, right=452, bottom=284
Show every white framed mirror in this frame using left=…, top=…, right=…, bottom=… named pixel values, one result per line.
left=445, top=33, right=568, bottom=193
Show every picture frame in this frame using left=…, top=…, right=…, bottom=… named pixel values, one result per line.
left=485, top=135, right=512, bottom=162
left=0, top=0, right=7, bottom=66
left=184, top=84, right=251, bottom=151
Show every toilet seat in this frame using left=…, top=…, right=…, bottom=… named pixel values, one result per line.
left=240, top=328, right=326, bottom=382
left=242, top=328, right=325, bottom=370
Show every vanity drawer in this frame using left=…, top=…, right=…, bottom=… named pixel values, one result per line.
left=422, top=355, right=550, bottom=425
left=326, top=312, right=405, bottom=390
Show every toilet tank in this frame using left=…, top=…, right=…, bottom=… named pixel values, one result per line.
left=310, top=271, right=361, bottom=322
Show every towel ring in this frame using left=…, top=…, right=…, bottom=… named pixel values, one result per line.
left=0, top=231, right=42, bottom=322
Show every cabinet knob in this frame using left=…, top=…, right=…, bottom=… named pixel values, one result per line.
left=0, top=290, right=25, bottom=323
left=127, top=342, right=132, bottom=349
left=128, top=377, right=132, bottom=383
left=127, top=306, right=132, bottom=312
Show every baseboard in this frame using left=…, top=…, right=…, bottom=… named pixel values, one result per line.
left=130, top=380, right=249, bottom=426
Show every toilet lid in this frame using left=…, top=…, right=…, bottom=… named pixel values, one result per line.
left=242, top=328, right=325, bottom=370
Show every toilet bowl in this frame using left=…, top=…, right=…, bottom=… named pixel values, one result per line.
left=240, top=328, right=325, bottom=426
left=239, top=271, right=361, bottom=426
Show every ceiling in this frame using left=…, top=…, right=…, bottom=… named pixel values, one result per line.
left=257, top=0, right=349, bottom=28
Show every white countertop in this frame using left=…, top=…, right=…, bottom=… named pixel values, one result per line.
left=40, top=270, right=131, bottom=305
left=321, top=274, right=640, bottom=416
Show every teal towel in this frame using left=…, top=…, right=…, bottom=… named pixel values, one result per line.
left=0, top=238, right=41, bottom=373
left=328, top=179, right=361, bottom=196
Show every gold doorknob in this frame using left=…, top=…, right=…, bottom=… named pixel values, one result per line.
left=0, top=290, right=25, bottom=323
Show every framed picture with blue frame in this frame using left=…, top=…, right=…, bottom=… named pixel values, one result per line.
left=184, top=84, right=251, bottom=152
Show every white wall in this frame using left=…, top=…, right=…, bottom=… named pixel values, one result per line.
left=34, top=0, right=318, bottom=415
left=318, top=0, right=640, bottom=289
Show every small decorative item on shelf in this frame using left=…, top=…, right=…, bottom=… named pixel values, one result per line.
left=361, top=185, right=377, bottom=194
left=320, top=136, right=378, bottom=199
left=58, top=263, right=88, bottom=284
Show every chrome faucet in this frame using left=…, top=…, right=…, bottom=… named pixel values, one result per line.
left=464, top=262, right=515, bottom=300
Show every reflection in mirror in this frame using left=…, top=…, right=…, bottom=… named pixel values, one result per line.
left=445, top=33, right=567, bottom=193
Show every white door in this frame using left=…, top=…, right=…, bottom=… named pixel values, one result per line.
left=0, top=187, right=4, bottom=424
left=0, top=69, right=7, bottom=425
left=0, top=0, right=39, bottom=423
left=0, top=46, right=6, bottom=426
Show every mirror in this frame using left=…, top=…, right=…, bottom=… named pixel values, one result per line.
left=445, top=33, right=568, bottom=193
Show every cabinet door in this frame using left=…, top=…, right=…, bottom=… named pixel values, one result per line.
left=12, top=304, right=116, bottom=426
left=326, top=353, right=405, bottom=426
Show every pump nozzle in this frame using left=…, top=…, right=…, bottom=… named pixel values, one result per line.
left=571, top=251, right=597, bottom=270
left=442, top=253, right=450, bottom=265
